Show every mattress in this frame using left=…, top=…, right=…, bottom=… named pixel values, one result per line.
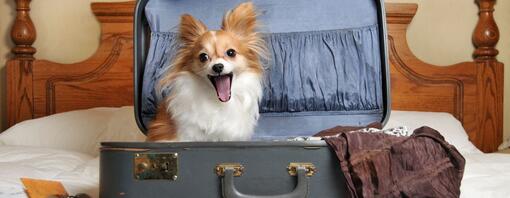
left=0, top=107, right=508, bottom=197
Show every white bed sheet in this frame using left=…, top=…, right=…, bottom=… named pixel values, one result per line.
left=0, top=108, right=508, bottom=197
left=0, top=146, right=99, bottom=198
left=461, top=153, right=510, bottom=197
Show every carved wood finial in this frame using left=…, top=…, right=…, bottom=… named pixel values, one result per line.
left=11, top=0, right=36, bottom=60
left=473, top=0, right=499, bottom=60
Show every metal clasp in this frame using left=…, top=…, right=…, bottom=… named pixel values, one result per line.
left=134, top=153, right=178, bottom=180
left=287, top=162, right=316, bottom=177
left=215, top=163, right=244, bottom=177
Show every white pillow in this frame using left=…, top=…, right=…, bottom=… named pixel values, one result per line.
left=0, top=106, right=145, bottom=156
left=0, top=108, right=480, bottom=155
left=384, top=111, right=482, bottom=154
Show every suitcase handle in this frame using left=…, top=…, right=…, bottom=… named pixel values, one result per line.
left=219, top=164, right=312, bottom=198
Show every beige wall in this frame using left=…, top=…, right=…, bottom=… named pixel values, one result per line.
left=0, top=0, right=509, bottom=142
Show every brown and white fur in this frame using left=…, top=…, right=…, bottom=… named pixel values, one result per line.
left=147, top=2, right=267, bottom=142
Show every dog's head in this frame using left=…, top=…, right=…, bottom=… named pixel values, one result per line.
left=168, top=2, right=266, bottom=102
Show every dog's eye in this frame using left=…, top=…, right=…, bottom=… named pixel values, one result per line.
left=199, top=53, right=209, bottom=62
left=226, top=49, right=236, bottom=57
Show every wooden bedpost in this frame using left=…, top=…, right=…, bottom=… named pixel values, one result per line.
left=6, top=0, right=36, bottom=127
left=472, top=0, right=504, bottom=152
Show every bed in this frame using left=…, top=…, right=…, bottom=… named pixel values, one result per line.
left=2, top=0, right=507, bottom=197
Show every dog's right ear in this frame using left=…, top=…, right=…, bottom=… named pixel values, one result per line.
left=179, top=14, right=207, bottom=47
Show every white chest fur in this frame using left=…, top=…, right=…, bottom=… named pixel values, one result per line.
left=166, top=72, right=262, bottom=141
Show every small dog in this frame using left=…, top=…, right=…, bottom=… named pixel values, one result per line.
left=147, top=2, right=267, bottom=142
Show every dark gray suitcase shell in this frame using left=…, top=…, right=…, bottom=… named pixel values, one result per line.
left=101, top=0, right=389, bottom=197
left=101, top=142, right=345, bottom=198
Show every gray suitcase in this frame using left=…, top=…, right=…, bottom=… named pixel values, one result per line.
left=100, top=0, right=390, bottom=197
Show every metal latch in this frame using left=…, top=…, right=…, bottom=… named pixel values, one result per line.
left=215, top=163, right=244, bottom=177
left=134, top=153, right=178, bottom=180
left=287, top=162, right=316, bottom=177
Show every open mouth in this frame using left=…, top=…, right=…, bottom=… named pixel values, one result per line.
left=207, top=73, right=233, bottom=102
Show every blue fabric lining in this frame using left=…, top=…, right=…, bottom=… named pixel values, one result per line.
left=146, top=0, right=378, bottom=33
left=141, top=32, right=179, bottom=126
left=254, top=109, right=383, bottom=139
left=261, top=26, right=382, bottom=113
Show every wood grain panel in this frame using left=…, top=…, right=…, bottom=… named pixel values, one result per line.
left=33, top=34, right=133, bottom=116
left=6, top=60, right=34, bottom=126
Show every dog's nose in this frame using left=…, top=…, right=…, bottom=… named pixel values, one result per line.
left=212, top=63, right=224, bottom=74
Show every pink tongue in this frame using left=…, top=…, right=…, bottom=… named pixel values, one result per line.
left=214, top=75, right=231, bottom=102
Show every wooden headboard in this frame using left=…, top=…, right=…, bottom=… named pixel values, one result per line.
left=5, top=0, right=503, bottom=152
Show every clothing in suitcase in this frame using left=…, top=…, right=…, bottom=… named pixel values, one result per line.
left=101, top=0, right=390, bottom=197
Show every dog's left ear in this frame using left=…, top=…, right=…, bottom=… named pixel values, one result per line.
left=221, top=2, right=258, bottom=37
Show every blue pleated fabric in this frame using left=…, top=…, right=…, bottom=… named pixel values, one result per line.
left=261, top=27, right=382, bottom=113
left=140, top=32, right=179, bottom=126
left=141, top=0, right=385, bottom=138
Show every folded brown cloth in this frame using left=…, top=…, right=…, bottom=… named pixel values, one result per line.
left=318, top=126, right=465, bottom=198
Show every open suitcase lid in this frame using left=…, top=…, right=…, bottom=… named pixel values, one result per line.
left=134, top=0, right=390, bottom=139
